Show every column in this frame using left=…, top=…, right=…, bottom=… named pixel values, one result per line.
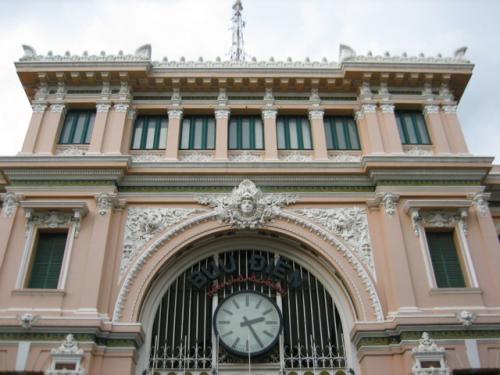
left=441, top=105, right=469, bottom=154
left=378, top=104, right=403, bottom=153
left=378, top=193, right=418, bottom=311
left=79, top=193, right=115, bottom=312
left=0, top=193, right=20, bottom=270
left=356, top=104, right=384, bottom=154
left=308, top=108, right=328, bottom=160
left=20, top=104, right=47, bottom=154
left=88, top=103, right=111, bottom=154
left=165, top=108, right=183, bottom=160
left=214, top=108, right=230, bottom=160
left=423, top=105, right=451, bottom=154
left=262, top=108, right=278, bottom=160
left=35, top=104, right=66, bottom=154
left=102, top=104, right=129, bottom=154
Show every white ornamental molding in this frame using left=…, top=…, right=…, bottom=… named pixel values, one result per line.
left=380, top=192, right=400, bottom=215
left=180, top=152, right=214, bottom=162
left=18, top=313, right=39, bottom=329
left=34, top=82, right=48, bottom=101
left=96, top=103, right=111, bottom=113
left=308, top=109, right=325, bottom=120
left=127, top=108, right=137, bottom=120
left=52, top=334, right=83, bottom=356
left=456, top=310, right=476, bottom=327
left=120, top=208, right=203, bottom=275
left=31, top=104, right=47, bottom=113
left=442, top=105, right=458, bottom=114
left=262, top=108, right=277, bottom=120
left=412, top=332, right=449, bottom=375
left=404, top=147, right=433, bottom=156
left=55, top=81, right=66, bottom=101
left=114, top=103, right=129, bottom=113
left=355, top=104, right=377, bottom=120
left=229, top=152, right=263, bottom=162
left=56, top=146, right=87, bottom=156
left=378, top=83, right=391, bottom=100
left=49, top=104, right=66, bottom=113
left=215, top=108, right=231, bottom=119
left=380, top=104, right=395, bottom=113
left=359, top=82, right=373, bottom=100
left=423, top=105, right=440, bottom=115
left=290, top=208, right=375, bottom=274
left=2, top=192, right=20, bottom=218
left=95, top=193, right=118, bottom=216
left=168, top=109, right=183, bottom=120
left=48, top=334, right=86, bottom=375
left=197, top=179, right=296, bottom=230
left=101, top=81, right=111, bottom=99
left=118, top=81, right=131, bottom=100
left=328, top=153, right=362, bottom=162
left=171, top=88, right=182, bottom=105
left=131, top=153, right=165, bottom=162
left=281, top=152, right=313, bottom=162
left=471, top=192, right=489, bottom=216
left=410, top=208, right=468, bottom=237
left=217, top=87, right=228, bottom=105
left=25, top=209, right=84, bottom=238
left=263, top=87, right=274, bottom=103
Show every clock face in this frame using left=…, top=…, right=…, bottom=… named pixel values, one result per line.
left=214, top=291, right=283, bottom=357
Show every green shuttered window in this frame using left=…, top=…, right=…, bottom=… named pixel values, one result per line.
left=277, top=116, right=312, bottom=150
left=229, top=116, right=264, bottom=150
left=396, top=111, right=431, bottom=145
left=180, top=116, right=216, bottom=150
left=426, top=231, right=466, bottom=288
left=131, top=116, right=168, bottom=150
left=324, top=116, right=361, bottom=150
left=27, top=232, right=67, bottom=289
left=59, top=110, right=96, bottom=144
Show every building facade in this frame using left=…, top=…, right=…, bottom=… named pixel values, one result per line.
left=0, top=42, right=499, bottom=375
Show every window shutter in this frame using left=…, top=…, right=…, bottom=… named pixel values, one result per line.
left=426, top=231, right=466, bottom=288
left=28, top=232, right=67, bottom=289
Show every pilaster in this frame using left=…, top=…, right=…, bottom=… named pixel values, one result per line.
left=102, top=103, right=129, bottom=154
left=423, top=105, right=451, bottom=154
left=165, top=108, right=183, bottom=160
left=214, top=108, right=230, bottom=160
left=35, top=103, right=66, bottom=155
left=0, top=193, right=21, bottom=271
left=308, top=109, right=328, bottom=160
left=355, top=104, right=384, bottom=154
left=88, top=103, right=111, bottom=154
left=262, top=108, right=278, bottom=160
left=441, top=105, right=469, bottom=153
left=378, top=104, right=404, bottom=153
left=20, top=104, right=47, bottom=154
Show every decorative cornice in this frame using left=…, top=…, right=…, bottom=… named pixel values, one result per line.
left=96, top=103, right=111, bottom=113
left=49, top=104, right=66, bottom=113
left=214, top=108, right=230, bottom=119
left=168, top=109, right=183, bottom=120
left=423, top=104, right=440, bottom=115
left=31, top=104, right=47, bottom=113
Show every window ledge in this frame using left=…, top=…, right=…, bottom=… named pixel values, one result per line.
left=429, top=287, right=482, bottom=295
left=12, top=288, right=66, bottom=296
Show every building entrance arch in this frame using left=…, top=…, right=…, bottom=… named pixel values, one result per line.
left=136, top=231, right=360, bottom=375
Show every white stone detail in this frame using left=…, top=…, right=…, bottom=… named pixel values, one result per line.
left=412, top=332, right=450, bottom=375
left=291, top=208, right=375, bottom=274
left=25, top=209, right=84, bottom=238
left=114, top=103, right=129, bottom=112
left=281, top=152, right=313, bottom=162
left=380, top=192, right=399, bottom=215
left=229, top=152, right=263, bottom=162
left=442, top=105, right=458, bottom=114
left=56, top=146, right=87, bottom=156
left=198, top=179, right=296, bottom=230
left=262, top=108, right=277, bottom=120
left=456, top=310, right=476, bottom=327
left=48, top=334, right=86, bottom=375
left=96, top=103, right=111, bottom=113
left=131, top=153, right=165, bottom=162
left=423, top=105, right=440, bottom=115
left=19, top=313, right=38, bottom=329
left=31, top=104, right=47, bottom=113
left=121, top=208, right=202, bottom=275
left=2, top=192, right=19, bottom=218
left=380, top=104, right=395, bottom=113
left=95, top=193, right=117, bottom=216
left=328, top=153, right=362, bottom=162
left=19, top=45, right=151, bottom=62
left=168, top=109, right=183, bottom=120
left=405, top=147, right=433, bottom=156
left=215, top=108, right=230, bottom=119
left=471, top=192, right=489, bottom=216
left=50, top=104, right=66, bottom=113
left=410, top=208, right=468, bottom=237
left=180, top=152, right=214, bottom=162
left=308, top=109, right=324, bottom=120
left=127, top=108, right=137, bottom=120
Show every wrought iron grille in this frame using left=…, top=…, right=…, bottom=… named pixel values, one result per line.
left=148, top=249, right=348, bottom=373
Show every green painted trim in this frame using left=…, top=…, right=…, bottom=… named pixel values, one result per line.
left=11, top=180, right=117, bottom=186
left=0, top=332, right=138, bottom=348
left=377, top=180, right=481, bottom=186
left=118, top=186, right=375, bottom=193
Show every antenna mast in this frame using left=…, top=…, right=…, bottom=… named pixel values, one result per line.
left=230, top=0, right=246, bottom=61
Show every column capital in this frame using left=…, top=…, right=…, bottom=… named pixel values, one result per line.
left=355, top=104, right=377, bottom=120
left=49, top=103, right=66, bottom=113
left=168, top=108, right=183, bottom=120
left=380, top=104, right=395, bottom=113
left=127, top=107, right=137, bottom=120
left=96, top=103, right=111, bottom=113
left=31, top=103, right=47, bottom=113
left=113, top=103, right=129, bottom=113
left=262, top=108, right=278, bottom=120
left=215, top=108, right=230, bottom=119
left=308, top=108, right=324, bottom=120
left=422, top=104, right=440, bottom=115
left=442, top=105, right=458, bottom=114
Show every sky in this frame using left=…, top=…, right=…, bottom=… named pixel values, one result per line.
left=0, top=0, right=498, bottom=161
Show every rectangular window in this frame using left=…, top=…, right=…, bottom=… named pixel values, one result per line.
left=277, top=116, right=312, bottom=150
left=229, top=116, right=264, bottom=150
left=131, top=116, right=168, bottom=150
left=27, top=231, right=68, bottom=289
left=59, top=110, right=96, bottom=145
left=324, top=116, right=361, bottom=150
left=180, top=116, right=216, bottom=150
left=426, top=231, right=466, bottom=288
left=396, top=111, right=431, bottom=145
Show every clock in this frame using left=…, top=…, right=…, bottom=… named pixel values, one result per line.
left=214, top=291, right=283, bottom=357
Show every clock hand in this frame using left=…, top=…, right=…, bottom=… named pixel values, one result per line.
left=241, top=316, right=264, bottom=348
left=240, top=316, right=265, bottom=327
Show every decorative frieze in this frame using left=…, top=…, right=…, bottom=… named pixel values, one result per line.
left=290, top=207, right=375, bottom=274
left=280, top=152, right=313, bottom=162
left=25, top=209, right=84, bottom=238
left=2, top=192, right=19, bottom=218
left=180, top=152, right=214, bottom=162
left=410, top=208, right=468, bottom=237
left=121, top=208, right=202, bottom=275
left=404, top=147, right=434, bottom=156
left=229, top=152, right=263, bottom=162
left=55, top=145, right=88, bottom=156
left=328, top=153, right=362, bottom=162
left=131, top=153, right=165, bottom=162
left=197, top=179, right=296, bottom=230
left=49, top=104, right=66, bottom=113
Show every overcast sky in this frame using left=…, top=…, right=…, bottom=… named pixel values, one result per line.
left=0, top=0, right=498, bottom=161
